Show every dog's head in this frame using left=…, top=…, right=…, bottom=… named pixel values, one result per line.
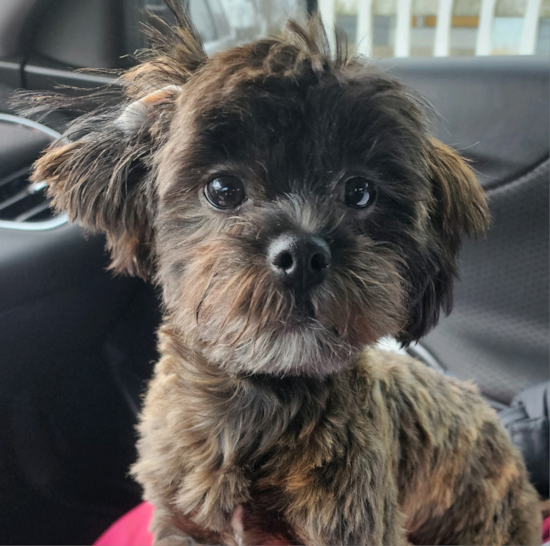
left=30, top=8, right=489, bottom=377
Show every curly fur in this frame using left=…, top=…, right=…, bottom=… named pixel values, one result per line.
left=23, top=3, right=540, bottom=544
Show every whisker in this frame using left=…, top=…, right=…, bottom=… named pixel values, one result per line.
left=195, top=270, right=216, bottom=324
left=230, top=271, right=268, bottom=347
left=216, top=269, right=256, bottom=343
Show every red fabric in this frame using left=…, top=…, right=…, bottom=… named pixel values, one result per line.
left=95, top=503, right=550, bottom=546
left=94, top=502, right=153, bottom=546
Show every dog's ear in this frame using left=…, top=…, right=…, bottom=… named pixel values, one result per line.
left=32, top=86, right=182, bottom=279
left=398, top=138, right=490, bottom=344
left=427, top=138, right=490, bottom=245
left=29, top=5, right=205, bottom=279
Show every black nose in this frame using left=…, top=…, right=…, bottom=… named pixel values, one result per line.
left=268, top=233, right=331, bottom=288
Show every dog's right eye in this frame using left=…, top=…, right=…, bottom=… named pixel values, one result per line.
left=205, top=176, right=246, bottom=209
left=344, top=176, right=375, bottom=209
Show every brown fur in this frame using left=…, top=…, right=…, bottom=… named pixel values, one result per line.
left=25, top=5, right=539, bottom=544
left=133, top=327, right=540, bottom=545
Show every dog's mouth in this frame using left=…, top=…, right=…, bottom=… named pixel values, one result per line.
left=286, top=298, right=317, bottom=324
left=274, top=298, right=344, bottom=343
left=277, top=295, right=342, bottom=335
left=190, top=280, right=358, bottom=377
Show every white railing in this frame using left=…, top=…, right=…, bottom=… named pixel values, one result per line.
left=433, top=0, right=454, bottom=57
left=318, top=0, right=545, bottom=57
left=394, top=0, right=413, bottom=57
left=519, top=0, right=544, bottom=54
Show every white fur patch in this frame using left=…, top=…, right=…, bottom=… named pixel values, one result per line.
left=202, top=322, right=357, bottom=378
left=116, top=85, right=182, bottom=135
left=231, top=505, right=245, bottom=546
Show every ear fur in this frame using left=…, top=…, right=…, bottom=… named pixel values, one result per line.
left=427, top=138, right=490, bottom=246
left=26, top=2, right=205, bottom=279
left=398, top=138, right=490, bottom=344
left=33, top=131, right=158, bottom=278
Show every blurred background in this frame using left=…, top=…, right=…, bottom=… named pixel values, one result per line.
left=202, top=0, right=550, bottom=58
left=2, top=0, right=547, bottom=77
left=319, top=0, right=550, bottom=57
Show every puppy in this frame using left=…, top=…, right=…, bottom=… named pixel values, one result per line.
left=27, top=5, right=541, bottom=545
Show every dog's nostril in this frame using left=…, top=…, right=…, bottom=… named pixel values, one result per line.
left=268, top=234, right=331, bottom=288
left=310, top=251, right=329, bottom=271
left=274, top=251, right=294, bottom=272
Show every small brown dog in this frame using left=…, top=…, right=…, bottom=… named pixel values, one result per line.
left=27, top=4, right=541, bottom=545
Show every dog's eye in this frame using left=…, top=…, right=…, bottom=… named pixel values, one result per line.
left=344, top=177, right=375, bottom=208
left=205, top=176, right=246, bottom=209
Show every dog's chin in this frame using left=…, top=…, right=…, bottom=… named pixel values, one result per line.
left=198, top=322, right=362, bottom=378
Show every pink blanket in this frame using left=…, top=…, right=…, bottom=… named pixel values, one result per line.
left=95, top=502, right=550, bottom=546
left=94, top=502, right=153, bottom=546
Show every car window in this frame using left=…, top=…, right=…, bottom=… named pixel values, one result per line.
left=144, top=0, right=217, bottom=42
left=142, top=1, right=308, bottom=55
left=319, top=0, right=550, bottom=58
left=189, top=0, right=218, bottom=42
left=22, top=0, right=550, bottom=76
left=209, top=0, right=233, bottom=37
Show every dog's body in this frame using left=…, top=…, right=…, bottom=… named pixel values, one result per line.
left=25, top=3, right=540, bottom=544
left=136, top=329, right=540, bottom=546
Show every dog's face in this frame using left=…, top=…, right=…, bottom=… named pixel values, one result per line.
left=31, top=16, right=489, bottom=377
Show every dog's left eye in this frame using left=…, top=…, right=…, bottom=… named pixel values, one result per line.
left=344, top=177, right=375, bottom=208
left=205, top=176, right=246, bottom=209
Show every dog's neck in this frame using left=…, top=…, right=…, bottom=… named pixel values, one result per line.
left=155, top=320, right=369, bottom=459
left=160, top=319, right=333, bottom=396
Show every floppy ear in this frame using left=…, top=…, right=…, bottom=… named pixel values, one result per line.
left=398, top=138, right=490, bottom=344
left=427, top=138, right=490, bottom=246
left=28, top=3, right=206, bottom=279
left=32, top=85, right=182, bottom=279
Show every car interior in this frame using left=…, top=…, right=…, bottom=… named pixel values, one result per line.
left=0, top=0, right=548, bottom=543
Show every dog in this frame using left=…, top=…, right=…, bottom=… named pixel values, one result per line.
left=26, top=4, right=541, bottom=545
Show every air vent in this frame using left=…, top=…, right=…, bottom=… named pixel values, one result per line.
left=0, top=114, right=66, bottom=231
left=0, top=168, right=57, bottom=223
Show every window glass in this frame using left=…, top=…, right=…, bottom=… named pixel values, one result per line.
left=143, top=0, right=217, bottom=42
left=327, top=0, right=550, bottom=57
left=209, top=0, right=232, bottom=37
left=141, top=1, right=307, bottom=54
left=219, top=0, right=308, bottom=40
left=145, top=0, right=549, bottom=58
left=538, top=15, right=550, bottom=53
left=189, top=0, right=217, bottom=42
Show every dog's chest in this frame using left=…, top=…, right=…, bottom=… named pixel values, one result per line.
left=238, top=492, right=300, bottom=545
left=167, top=363, right=377, bottom=544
